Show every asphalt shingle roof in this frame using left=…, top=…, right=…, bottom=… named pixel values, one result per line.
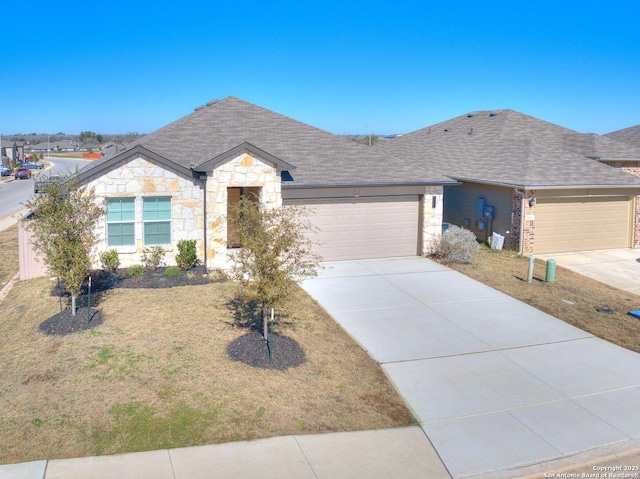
left=605, top=125, right=640, bottom=150
left=380, top=109, right=640, bottom=188
left=87, top=96, right=453, bottom=188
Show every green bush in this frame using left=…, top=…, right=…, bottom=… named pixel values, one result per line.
left=432, top=225, right=479, bottom=264
left=142, top=246, right=165, bottom=270
left=175, top=239, right=199, bottom=270
left=99, top=249, right=120, bottom=273
left=165, top=266, right=181, bottom=278
left=128, top=264, right=145, bottom=279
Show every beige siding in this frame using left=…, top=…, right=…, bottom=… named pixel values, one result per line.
left=18, top=218, right=49, bottom=280
left=285, top=196, right=420, bottom=261
left=534, top=196, right=633, bottom=253
left=444, top=182, right=514, bottom=242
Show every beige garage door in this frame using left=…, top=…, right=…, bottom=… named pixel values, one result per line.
left=286, top=196, right=420, bottom=261
left=534, top=196, right=632, bottom=253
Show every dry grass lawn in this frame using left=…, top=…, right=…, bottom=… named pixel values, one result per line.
left=443, top=245, right=640, bottom=353
left=0, top=223, right=412, bottom=465
left=0, top=224, right=19, bottom=285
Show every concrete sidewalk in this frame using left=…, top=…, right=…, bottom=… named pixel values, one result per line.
left=0, top=427, right=447, bottom=479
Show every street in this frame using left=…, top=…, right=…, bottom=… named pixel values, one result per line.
left=0, top=157, right=91, bottom=225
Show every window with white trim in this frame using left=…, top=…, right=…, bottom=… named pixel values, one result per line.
left=106, top=198, right=135, bottom=246
left=143, top=197, right=171, bottom=245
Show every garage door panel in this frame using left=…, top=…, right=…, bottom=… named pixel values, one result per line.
left=535, top=196, right=631, bottom=253
left=286, top=196, right=420, bottom=261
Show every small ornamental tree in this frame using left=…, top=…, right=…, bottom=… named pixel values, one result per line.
left=25, top=176, right=105, bottom=316
left=229, top=197, right=321, bottom=342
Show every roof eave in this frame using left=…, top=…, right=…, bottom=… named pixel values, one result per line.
left=597, top=157, right=640, bottom=162
left=282, top=179, right=459, bottom=189
left=448, top=176, right=640, bottom=190
left=196, top=142, right=296, bottom=173
left=75, top=145, right=194, bottom=183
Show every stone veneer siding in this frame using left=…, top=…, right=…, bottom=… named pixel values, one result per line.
left=602, top=161, right=640, bottom=247
left=422, top=186, right=444, bottom=255
left=85, top=154, right=205, bottom=267
left=205, top=152, right=281, bottom=270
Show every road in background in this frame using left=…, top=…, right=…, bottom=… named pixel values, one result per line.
left=0, top=157, right=92, bottom=227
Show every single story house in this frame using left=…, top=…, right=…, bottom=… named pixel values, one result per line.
left=28, top=140, right=78, bottom=153
left=63, top=96, right=454, bottom=272
left=379, top=110, right=640, bottom=254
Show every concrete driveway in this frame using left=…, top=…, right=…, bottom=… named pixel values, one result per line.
left=537, top=248, right=640, bottom=296
left=301, top=257, right=640, bottom=478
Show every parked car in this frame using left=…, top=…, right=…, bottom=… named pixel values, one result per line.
left=0, top=166, right=12, bottom=177
left=22, top=161, right=44, bottom=169
left=14, top=168, right=32, bottom=179
left=34, top=175, right=62, bottom=193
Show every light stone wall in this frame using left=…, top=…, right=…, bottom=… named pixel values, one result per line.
left=84, top=154, right=205, bottom=267
left=421, top=185, right=444, bottom=255
left=205, top=152, right=281, bottom=270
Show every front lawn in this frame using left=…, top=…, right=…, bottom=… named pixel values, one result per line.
left=0, top=224, right=19, bottom=285
left=0, top=250, right=412, bottom=464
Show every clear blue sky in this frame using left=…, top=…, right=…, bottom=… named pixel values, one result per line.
left=2, top=1, right=639, bottom=136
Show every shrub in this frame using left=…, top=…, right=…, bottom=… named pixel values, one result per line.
left=142, top=246, right=165, bottom=270
left=165, top=266, right=181, bottom=278
left=432, top=225, right=479, bottom=264
left=128, top=264, right=145, bottom=279
left=99, top=249, right=120, bottom=273
left=175, top=239, right=200, bottom=270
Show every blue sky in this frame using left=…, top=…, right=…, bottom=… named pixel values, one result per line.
left=2, top=1, right=639, bottom=136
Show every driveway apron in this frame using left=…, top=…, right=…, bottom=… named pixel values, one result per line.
left=301, top=257, right=640, bottom=478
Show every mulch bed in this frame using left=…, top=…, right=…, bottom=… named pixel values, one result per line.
left=90, top=265, right=219, bottom=291
left=41, top=266, right=224, bottom=335
left=39, top=307, right=104, bottom=336
left=227, top=332, right=306, bottom=370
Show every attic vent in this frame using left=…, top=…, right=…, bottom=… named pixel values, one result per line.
left=443, top=128, right=450, bottom=132
left=467, top=111, right=479, bottom=117
left=194, top=105, right=205, bottom=111
left=206, top=99, right=219, bottom=107
left=489, top=110, right=503, bottom=117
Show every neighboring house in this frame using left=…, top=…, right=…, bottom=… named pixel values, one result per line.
left=603, top=125, right=640, bottom=193
left=62, top=96, right=454, bottom=273
left=28, top=140, right=78, bottom=153
left=0, top=141, right=25, bottom=164
left=100, top=142, right=126, bottom=155
left=51, top=140, right=78, bottom=152
left=606, top=125, right=640, bottom=150
left=29, top=142, right=51, bottom=153
left=379, top=110, right=640, bottom=254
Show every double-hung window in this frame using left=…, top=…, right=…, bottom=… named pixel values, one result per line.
left=143, top=197, right=171, bottom=245
left=106, top=198, right=135, bottom=247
